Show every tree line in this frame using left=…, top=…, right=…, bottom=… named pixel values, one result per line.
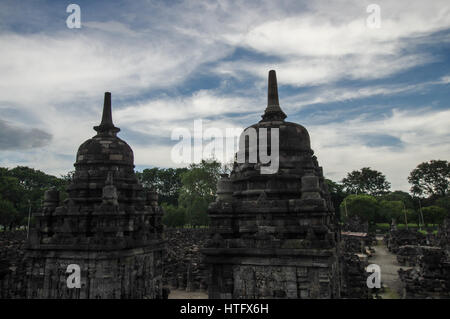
left=330, top=160, right=449, bottom=228
left=0, top=159, right=448, bottom=230
left=136, top=159, right=223, bottom=228
left=0, top=167, right=70, bottom=230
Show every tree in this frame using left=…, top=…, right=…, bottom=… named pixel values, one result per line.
left=408, top=160, right=450, bottom=197
left=341, top=167, right=391, bottom=196
left=178, top=159, right=221, bottom=226
left=405, top=208, right=420, bottom=226
left=161, top=203, right=186, bottom=227
left=0, top=175, right=24, bottom=205
left=0, top=199, right=18, bottom=230
left=325, top=179, right=347, bottom=220
left=137, top=167, right=188, bottom=206
left=435, top=196, right=450, bottom=215
left=379, top=191, right=414, bottom=209
left=0, top=166, right=66, bottom=228
left=185, top=197, right=209, bottom=227
left=339, top=194, right=380, bottom=223
left=421, top=206, right=447, bottom=226
left=379, top=200, right=404, bottom=223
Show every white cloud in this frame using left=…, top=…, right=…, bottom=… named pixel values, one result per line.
left=310, top=108, right=450, bottom=191
left=0, top=0, right=448, bottom=193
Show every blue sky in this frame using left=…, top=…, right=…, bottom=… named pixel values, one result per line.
left=0, top=0, right=449, bottom=192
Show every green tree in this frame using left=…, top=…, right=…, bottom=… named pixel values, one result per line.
left=422, top=206, right=447, bottom=226
left=138, top=167, right=188, bottom=206
left=379, top=200, right=404, bottom=223
left=339, top=194, right=380, bottom=224
left=325, top=179, right=347, bottom=220
left=405, top=208, right=420, bottom=226
left=0, top=199, right=18, bottom=230
left=186, top=197, right=209, bottom=227
left=341, top=167, right=391, bottom=196
left=435, top=196, right=450, bottom=215
left=0, top=175, right=24, bottom=205
left=379, top=191, right=414, bottom=209
left=0, top=166, right=66, bottom=228
left=408, top=160, right=450, bottom=197
left=178, top=159, right=221, bottom=226
left=161, top=203, right=186, bottom=227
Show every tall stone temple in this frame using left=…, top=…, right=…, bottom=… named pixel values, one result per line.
left=203, top=70, right=341, bottom=298
left=25, top=93, right=165, bottom=298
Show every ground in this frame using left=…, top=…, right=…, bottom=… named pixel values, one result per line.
left=168, top=289, right=208, bottom=299
left=369, top=236, right=411, bottom=299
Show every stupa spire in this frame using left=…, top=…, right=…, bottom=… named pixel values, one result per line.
left=261, top=70, right=287, bottom=122
left=94, top=92, right=120, bottom=135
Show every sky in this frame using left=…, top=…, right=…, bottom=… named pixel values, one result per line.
left=0, top=0, right=449, bottom=192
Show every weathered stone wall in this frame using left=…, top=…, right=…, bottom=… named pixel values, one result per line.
left=339, top=227, right=370, bottom=299
left=339, top=253, right=369, bottom=299
left=0, top=230, right=164, bottom=299
left=230, top=262, right=336, bottom=299
left=341, top=235, right=365, bottom=254
left=205, top=248, right=340, bottom=299
left=24, top=248, right=163, bottom=299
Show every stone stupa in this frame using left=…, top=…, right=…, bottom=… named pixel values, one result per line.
left=203, top=70, right=341, bottom=299
left=25, top=92, right=165, bottom=299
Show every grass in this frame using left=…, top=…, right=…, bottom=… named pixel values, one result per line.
left=379, top=286, right=401, bottom=299
left=376, top=223, right=438, bottom=230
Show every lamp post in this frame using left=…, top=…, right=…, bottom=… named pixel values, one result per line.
left=402, top=201, right=408, bottom=230
left=26, top=199, right=31, bottom=239
left=418, top=198, right=425, bottom=230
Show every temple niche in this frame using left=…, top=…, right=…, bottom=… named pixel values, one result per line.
left=203, top=70, right=341, bottom=299
left=25, top=93, right=165, bottom=299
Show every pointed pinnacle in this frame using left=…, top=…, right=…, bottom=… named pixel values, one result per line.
left=261, top=70, right=287, bottom=121
left=94, top=92, right=120, bottom=135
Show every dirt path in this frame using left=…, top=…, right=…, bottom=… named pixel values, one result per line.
left=168, top=289, right=208, bottom=299
left=369, top=238, right=409, bottom=298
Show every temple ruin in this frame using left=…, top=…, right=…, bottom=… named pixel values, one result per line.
left=203, top=70, right=341, bottom=299
left=24, top=93, right=165, bottom=298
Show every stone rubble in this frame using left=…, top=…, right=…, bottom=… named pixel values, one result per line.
left=398, top=247, right=450, bottom=299
left=163, top=228, right=209, bottom=292
left=0, top=231, right=27, bottom=298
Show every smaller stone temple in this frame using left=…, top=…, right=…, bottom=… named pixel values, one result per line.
left=25, top=92, right=165, bottom=298
left=203, top=70, right=341, bottom=299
